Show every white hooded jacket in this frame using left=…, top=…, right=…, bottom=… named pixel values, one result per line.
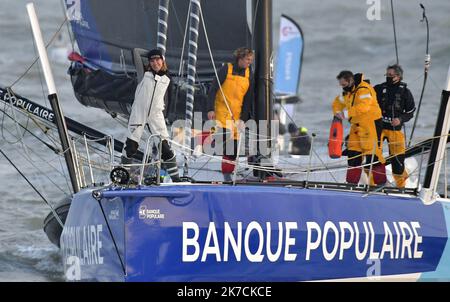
left=127, top=71, right=170, bottom=142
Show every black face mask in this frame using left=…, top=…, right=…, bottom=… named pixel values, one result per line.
left=386, top=76, right=394, bottom=85
left=343, top=85, right=353, bottom=92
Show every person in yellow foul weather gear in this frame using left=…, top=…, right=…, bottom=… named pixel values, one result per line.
left=207, top=47, right=255, bottom=181
left=332, top=70, right=386, bottom=185
left=374, top=64, right=416, bottom=188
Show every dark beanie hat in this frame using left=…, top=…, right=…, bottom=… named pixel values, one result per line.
left=148, top=48, right=164, bottom=60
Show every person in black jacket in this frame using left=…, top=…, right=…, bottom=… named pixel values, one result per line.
left=374, top=64, right=416, bottom=188
left=288, top=123, right=311, bottom=155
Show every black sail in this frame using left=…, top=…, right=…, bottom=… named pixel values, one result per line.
left=66, top=0, right=252, bottom=118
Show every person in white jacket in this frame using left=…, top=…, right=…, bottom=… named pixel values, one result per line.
left=121, top=48, right=180, bottom=182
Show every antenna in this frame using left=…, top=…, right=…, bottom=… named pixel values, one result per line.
left=408, top=3, right=431, bottom=146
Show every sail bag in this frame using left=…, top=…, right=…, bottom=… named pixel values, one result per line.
left=328, top=117, right=343, bottom=158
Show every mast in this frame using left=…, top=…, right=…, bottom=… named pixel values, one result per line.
left=183, top=0, right=201, bottom=175
left=254, top=0, right=274, bottom=154
left=157, top=0, right=170, bottom=55
left=420, top=65, right=450, bottom=204
left=26, top=3, right=80, bottom=193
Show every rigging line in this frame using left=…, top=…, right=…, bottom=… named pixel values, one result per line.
left=16, top=104, right=83, bottom=150
left=6, top=88, right=35, bottom=163
left=189, top=155, right=213, bottom=178
left=280, top=139, right=434, bottom=173
left=1, top=102, right=27, bottom=145
left=409, top=73, right=424, bottom=85
left=274, top=156, right=318, bottom=170
left=275, top=92, right=302, bottom=129
left=26, top=114, right=61, bottom=147
left=6, top=104, right=62, bottom=154
left=172, top=139, right=350, bottom=175
left=4, top=87, right=58, bottom=146
left=170, top=135, right=349, bottom=174
left=0, top=148, right=65, bottom=228
left=427, top=74, right=442, bottom=91
left=408, top=3, right=430, bottom=147
left=59, top=0, right=75, bottom=50
left=198, top=4, right=234, bottom=119
left=308, top=135, right=444, bottom=173
left=23, top=148, right=72, bottom=195
left=170, top=0, right=185, bottom=37
left=390, top=0, right=399, bottom=64
left=175, top=149, right=372, bottom=176
left=1, top=95, right=97, bottom=184
left=9, top=17, right=68, bottom=88
left=242, top=165, right=255, bottom=180
left=267, top=134, right=442, bottom=175
left=170, top=139, right=293, bottom=174
left=178, top=0, right=192, bottom=77
left=271, top=99, right=308, bottom=134
left=0, top=124, right=72, bottom=195
left=0, top=108, right=59, bottom=153
left=311, top=148, right=338, bottom=182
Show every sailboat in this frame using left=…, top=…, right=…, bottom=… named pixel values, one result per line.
left=1, top=0, right=450, bottom=281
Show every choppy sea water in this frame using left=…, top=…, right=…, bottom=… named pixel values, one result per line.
left=0, top=0, right=449, bottom=281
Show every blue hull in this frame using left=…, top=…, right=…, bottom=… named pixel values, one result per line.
left=60, top=185, right=450, bottom=281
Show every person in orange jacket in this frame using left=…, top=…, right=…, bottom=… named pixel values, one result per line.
left=207, top=47, right=255, bottom=181
left=332, top=70, right=386, bottom=185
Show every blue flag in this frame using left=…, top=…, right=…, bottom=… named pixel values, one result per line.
left=274, top=15, right=304, bottom=96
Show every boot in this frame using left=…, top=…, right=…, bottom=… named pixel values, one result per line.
left=346, top=167, right=362, bottom=184
left=222, top=155, right=236, bottom=174
left=221, top=155, right=236, bottom=181
left=223, top=173, right=233, bottom=182
left=393, top=170, right=408, bottom=188
left=121, top=155, right=132, bottom=166
left=163, top=155, right=180, bottom=182
left=372, top=163, right=387, bottom=186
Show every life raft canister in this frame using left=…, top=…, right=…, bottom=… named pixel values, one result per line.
left=328, top=117, right=343, bottom=158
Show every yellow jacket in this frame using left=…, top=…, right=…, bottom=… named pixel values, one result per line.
left=332, top=74, right=381, bottom=124
left=214, top=63, right=250, bottom=131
